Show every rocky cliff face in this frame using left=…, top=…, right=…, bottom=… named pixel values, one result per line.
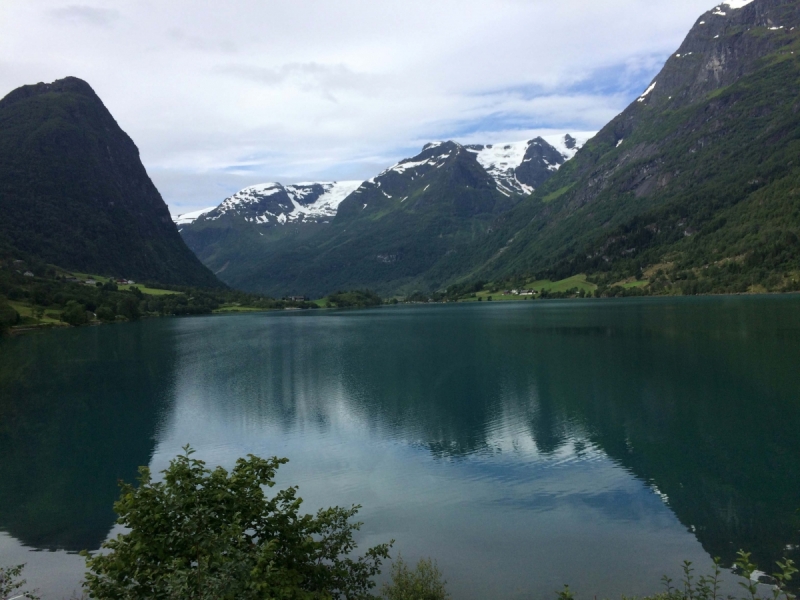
left=0, top=77, right=221, bottom=286
left=641, top=0, right=800, bottom=108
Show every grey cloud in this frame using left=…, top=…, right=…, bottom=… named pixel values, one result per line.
left=215, top=62, right=374, bottom=98
left=50, top=5, right=119, bottom=26
left=168, top=29, right=238, bottom=54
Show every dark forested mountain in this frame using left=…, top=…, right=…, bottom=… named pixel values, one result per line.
left=179, top=135, right=589, bottom=295
left=454, top=0, right=800, bottom=293
left=0, top=77, right=220, bottom=287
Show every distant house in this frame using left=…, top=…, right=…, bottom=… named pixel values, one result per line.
left=285, top=296, right=307, bottom=302
left=85, top=279, right=97, bottom=286
left=23, top=271, right=34, bottom=277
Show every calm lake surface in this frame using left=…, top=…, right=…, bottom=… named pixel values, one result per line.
left=1, top=296, right=800, bottom=599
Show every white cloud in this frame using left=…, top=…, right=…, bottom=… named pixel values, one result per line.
left=50, top=4, right=119, bottom=26
left=0, top=0, right=719, bottom=213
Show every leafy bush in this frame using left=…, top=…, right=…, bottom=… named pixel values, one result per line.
left=326, top=290, right=383, bottom=308
left=95, top=306, right=115, bottom=322
left=83, top=447, right=392, bottom=600
left=382, top=556, right=450, bottom=600
left=0, top=563, right=39, bottom=600
left=61, top=301, right=88, bottom=326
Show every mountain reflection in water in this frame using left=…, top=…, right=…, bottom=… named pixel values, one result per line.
left=1, top=296, right=799, bottom=599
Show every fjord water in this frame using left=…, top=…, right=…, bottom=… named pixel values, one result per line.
left=2, top=297, right=800, bottom=599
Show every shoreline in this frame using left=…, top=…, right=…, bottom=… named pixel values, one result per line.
left=7, top=289, right=800, bottom=338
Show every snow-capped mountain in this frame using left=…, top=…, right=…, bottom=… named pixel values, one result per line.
left=340, top=132, right=593, bottom=205
left=336, top=140, right=512, bottom=221
left=466, top=133, right=594, bottom=195
left=175, top=181, right=362, bottom=229
left=177, top=132, right=594, bottom=294
left=177, top=132, right=591, bottom=232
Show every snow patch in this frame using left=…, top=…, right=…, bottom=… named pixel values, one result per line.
left=722, top=0, right=754, bottom=8
left=388, top=158, right=431, bottom=174
left=464, top=133, right=593, bottom=195
left=540, top=132, right=594, bottom=161
left=285, top=180, right=362, bottom=222
left=638, top=81, right=657, bottom=102
left=173, top=206, right=217, bottom=225
left=469, top=140, right=530, bottom=177
left=616, top=139, right=624, bottom=147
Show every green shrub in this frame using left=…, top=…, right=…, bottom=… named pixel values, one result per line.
left=60, top=301, right=88, bottom=326
left=83, top=446, right=392, bottom=600
left=0, top=563, right=39, bottom=600
left=382, top=556, right=450, bottom=600
left=326, top=290, right=383, bottom=308
left=95, top=306, right=115, bottom=322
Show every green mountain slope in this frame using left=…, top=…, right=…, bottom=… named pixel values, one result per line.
left=185, top=141, right=521, bottom=296
left=0, top=77, right=221, bottom=287
left=456, top=0, right=800, bottom=293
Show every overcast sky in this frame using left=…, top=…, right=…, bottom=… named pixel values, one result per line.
left=1, top=0, right=720, bottom=214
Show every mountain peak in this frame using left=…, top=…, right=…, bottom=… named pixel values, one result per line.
left=186, top=180, right=364, bottom=228
left=0, top=76, right=100, bottom=111
left=633, top=0, right=800, bottom=109
left=466, top=133, right=594, bottom=195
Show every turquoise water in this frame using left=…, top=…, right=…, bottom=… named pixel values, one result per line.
left=1, top=296, right=799, bottom=599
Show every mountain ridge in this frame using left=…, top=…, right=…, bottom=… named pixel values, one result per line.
left=178, top=133, right=591, bottom=294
